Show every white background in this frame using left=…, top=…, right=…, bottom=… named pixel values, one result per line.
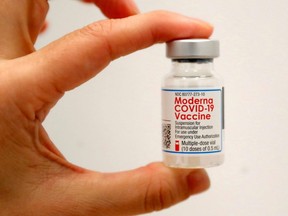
left=37, top=0, right=288, bottom=215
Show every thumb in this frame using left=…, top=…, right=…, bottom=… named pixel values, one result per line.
left=72, top=163, right=210, bottom=215
left=24, top=11, right=212, bottom=100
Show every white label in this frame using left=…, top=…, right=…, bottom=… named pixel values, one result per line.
left=162, top=88, right=224, bottom=154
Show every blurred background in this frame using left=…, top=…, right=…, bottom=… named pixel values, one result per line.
left=37, top=0, right=288, bottom=215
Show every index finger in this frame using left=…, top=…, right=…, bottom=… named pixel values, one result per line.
left=26, top=11, right=213, bottom=96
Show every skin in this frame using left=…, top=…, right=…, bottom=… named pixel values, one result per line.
left=0, top=0, right=213, bottom=215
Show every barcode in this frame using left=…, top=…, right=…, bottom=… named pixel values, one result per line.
left=162, top=123, right=171, bottom=149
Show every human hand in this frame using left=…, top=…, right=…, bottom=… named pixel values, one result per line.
left=0, top=0, right=212, bottom=215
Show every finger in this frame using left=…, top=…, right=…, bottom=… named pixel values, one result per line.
left=27, top=11, right=213, bottom=97
left=72, top=163, right=210, bottom=215
left=82, top=0, right=140, bottom=18
left=0, top=0, right=48, bottom=58
left=39, top=21, right=48, bottom=34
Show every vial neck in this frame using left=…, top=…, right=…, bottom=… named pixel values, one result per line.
left=171, top=59, right=214, bottom=77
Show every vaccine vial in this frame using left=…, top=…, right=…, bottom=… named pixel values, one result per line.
left=162, top=39, right=224, bottom=168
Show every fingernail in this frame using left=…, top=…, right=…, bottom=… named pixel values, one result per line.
left=128, top=0, right=140, bottom=14
left=187, top=169, right=210, bottom=195
left=193, top=19, right=214, bottom=37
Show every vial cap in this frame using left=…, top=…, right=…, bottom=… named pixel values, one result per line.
left=166, top=39, right=219, bottom=59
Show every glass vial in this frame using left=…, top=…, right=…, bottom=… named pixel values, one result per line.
left=162, top=39, right=224, bottom=168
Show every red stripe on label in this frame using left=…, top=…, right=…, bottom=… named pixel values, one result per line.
left=175, top=140, right=180, bottom=151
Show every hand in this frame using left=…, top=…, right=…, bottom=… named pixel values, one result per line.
left=0, top=0, right=212, bottom=215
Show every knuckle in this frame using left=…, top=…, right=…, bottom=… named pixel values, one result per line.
left=80, top=19, right=115, bottom=38
left=144, top=179, right=175, bottom=212
left=78, top=19, right=117, bottom=60
left=142, top=163, right=188, bottom=213
left=149, top=10, right=174, bottom=21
